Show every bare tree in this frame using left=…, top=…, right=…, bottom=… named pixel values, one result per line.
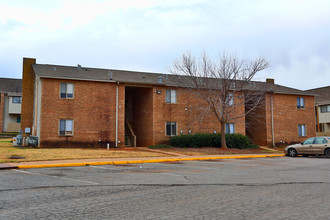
left=170, top=51, right=270, bottom=149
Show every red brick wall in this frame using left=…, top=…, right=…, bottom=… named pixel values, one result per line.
left=37, top=77, right=315, bottom=148
left=152, top=86, right=246, bottom=145
left=21, top=58, right=36, bottom=136
left=39, top=78, right=120, bottom=147
left=117, top=84, right=125, bottom=147
left=247, top=93, right=316, bottom=146
left=271, top=94, right=315, bottom=145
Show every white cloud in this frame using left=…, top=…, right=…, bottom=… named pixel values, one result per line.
left=0, top=0, right=330, bottom=90
left=262, top=54, right=330, bottom=90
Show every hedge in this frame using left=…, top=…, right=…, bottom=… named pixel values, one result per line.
left=169, top=133, right=257, bottom=149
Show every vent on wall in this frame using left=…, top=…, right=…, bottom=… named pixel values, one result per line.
left=108, top=70, right=113, bottom=80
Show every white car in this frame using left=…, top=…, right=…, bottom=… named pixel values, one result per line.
left=284, top=137, right=330, bottom=157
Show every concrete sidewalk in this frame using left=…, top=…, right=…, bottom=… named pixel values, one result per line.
left=1, top=153, right=284, bottom=169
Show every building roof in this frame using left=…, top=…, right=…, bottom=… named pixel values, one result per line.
left=306, top=86, right=330, bottom=105
left=32, top=63, right=315, bottom=96
left=0, top=78, right=22, bottom=94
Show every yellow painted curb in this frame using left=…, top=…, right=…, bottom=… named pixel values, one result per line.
left=16, top=154, right=285, bottom=169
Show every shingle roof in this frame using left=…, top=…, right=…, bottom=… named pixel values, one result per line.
left=306, top=86, right=330, bottom=105
left=32, top=64, right=314, bottom=96
left=0, top=78, right=22, bottom=94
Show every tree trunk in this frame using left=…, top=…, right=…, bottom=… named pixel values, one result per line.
left=220, top=122, right=227, bottom=149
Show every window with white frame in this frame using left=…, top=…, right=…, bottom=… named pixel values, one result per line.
left=166, top=89, right=176, bottom=103
left=226, top=93, right=234, bottom=106
left=59, top=119, right=73, bottom=136
left=298, top=124, right=306, bottom=136
left=297, top=97, right=305, bottom=109
left=225, top=123, right=235, bottom=134
left=60, top=83, right=74, bottom=98
left=166, top=122, right=177, bottom=136
left=12, top=96, right=22, bottom=103
left=320, top=105, right=330, bottom=113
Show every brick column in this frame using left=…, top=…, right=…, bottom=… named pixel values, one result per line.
left=21, top=58, right=36, bottom=136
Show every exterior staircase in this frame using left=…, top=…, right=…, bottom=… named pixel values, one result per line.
left=125, top=121, right=136, bottom=147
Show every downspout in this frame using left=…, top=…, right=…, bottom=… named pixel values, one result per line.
left=271, top=94, right=275, bottom=147
left=115, top=82, right=119, bottom=148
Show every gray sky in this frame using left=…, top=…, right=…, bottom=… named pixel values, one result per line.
left=1, top=0, right=329, bottom=90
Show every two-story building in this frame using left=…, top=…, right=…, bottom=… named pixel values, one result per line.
left=21, top=58, right=316, bottom=147
left=306, top=86, right=330, bottom=134
left=0, top=78, right=22, bottom=133
left=246, top=80, right=316, bottom=146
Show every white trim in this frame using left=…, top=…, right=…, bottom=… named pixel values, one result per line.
left=36, top=77, right=42, bottom=145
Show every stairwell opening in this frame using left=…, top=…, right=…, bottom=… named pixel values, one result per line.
left=125, top=86, right=153, bottom=147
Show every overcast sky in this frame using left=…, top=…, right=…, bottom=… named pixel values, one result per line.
left=1, top=0, right=329, bottom=90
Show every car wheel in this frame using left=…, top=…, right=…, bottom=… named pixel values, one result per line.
left=288, top=148, right=297, bottom=157
left=325, top=149, right=330, bottom=158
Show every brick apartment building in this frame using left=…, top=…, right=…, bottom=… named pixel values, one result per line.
left=0, top=78, right=22, bottom=133
left=306, top=86, right=330, bottom=133
left=21, top=58, right=316, bottom=147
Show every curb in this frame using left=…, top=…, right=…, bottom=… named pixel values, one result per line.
left=15, top=154, right=285, bottom=169
left=0, top=164, right=18, bottom=170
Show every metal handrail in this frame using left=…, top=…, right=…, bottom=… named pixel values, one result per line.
left=126, top=121, right=136, bottom=147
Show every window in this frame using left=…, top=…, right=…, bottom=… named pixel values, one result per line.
left=59, top=119, right=73, bottom=136
left=320, top=105, right=330, bottom=113
left=302, top=137, right=314, bottom=145
left=298, top=124, right=306, bottom=136
left=60, top=83, right=74, bottom=98
left=297, top=97, right=305, bottom=109
left=17, top=117, right=21, bottom=123
left=226, top=123, right=235, bottom=134
left=12, top=96, right=22, bottom=103
left=314, top=137, right=327, bottom=144
left=166, top=89, right=176, bottom=103
left=166, top=122, right=177, bottom=136
left=226, top=93, right=234, bottom=106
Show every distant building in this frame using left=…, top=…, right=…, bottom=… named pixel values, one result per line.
left=0, top=78, right=22, bottom=133
left=306, top=86, right=330, bottom=133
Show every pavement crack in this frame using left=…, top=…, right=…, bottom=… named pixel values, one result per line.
left=183, top=175, right=193, bottom=183
left=1, top=181, right=329, bottom=192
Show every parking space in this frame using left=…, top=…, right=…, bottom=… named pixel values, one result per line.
left=1, top=157, right=330, bottom=190
left=1, top=157, right=330, bottom=219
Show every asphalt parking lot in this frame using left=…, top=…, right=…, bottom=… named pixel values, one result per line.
left=1, top=157, right=330, bottom=219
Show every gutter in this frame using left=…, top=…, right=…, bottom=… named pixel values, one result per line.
left=115, top=82, right=119, bottom=147
left=271, top=94, right=275, bottom=147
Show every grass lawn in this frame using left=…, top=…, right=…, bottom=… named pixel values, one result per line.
left=0, top=139, right=168, bottom=163
left=0, top=138, right=283, bottom=163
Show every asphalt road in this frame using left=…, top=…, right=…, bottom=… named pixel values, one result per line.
left=1, top=157, right=330, bottom=219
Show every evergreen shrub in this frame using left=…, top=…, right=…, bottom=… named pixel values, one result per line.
left=170, top=133, right=257, bottom=149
